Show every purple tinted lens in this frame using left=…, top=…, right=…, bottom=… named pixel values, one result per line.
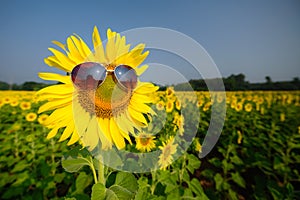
left=71, top=62, right=106, bottom=89
left=115, top=65, right=137, bottom=89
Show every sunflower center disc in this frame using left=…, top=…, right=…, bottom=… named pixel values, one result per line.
left=77, top=74, right=132, bottom=118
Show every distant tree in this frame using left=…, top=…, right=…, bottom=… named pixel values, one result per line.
left=0, top=81, right=9, bottom=90
left=265, top=76, right=272, bottom=84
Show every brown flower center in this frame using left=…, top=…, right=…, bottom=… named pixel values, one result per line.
left=77, top=74, right=132, bottom=118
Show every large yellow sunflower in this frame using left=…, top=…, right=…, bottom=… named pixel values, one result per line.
left=37, top=27, right=158, bottom=151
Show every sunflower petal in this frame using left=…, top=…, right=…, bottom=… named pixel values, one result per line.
left=135, top=65, right=148, bottom=76
left=98, top=118, right=113, bottom=143
left=36, top=84, right=74, bottom=96
left=48, top=48, right=76, bottom=70
left=131, top=93, right=155, bottom=103
left=93, top=26, right=106, bottom=63
left=59, top=122, right=75, bottom=142
left=67, top=129, right=80, bottom=145
left=38, top=97, right=72, bottom=113
left=67, top=37, right=84, bottom=63
left=43, top=104, right=72, bottom=126
left=110, top=118, right=125, bottom=149
left=46, top=127, right=59, bottom=139
left=82, top=117, right=99, bottom=150
left=128, top=106, right=148, bottom=125
left=44, top=56, right=69, bottom=72
left=52, top=40, right=67, bottom=52
left=38, top=72, right=71, bottom=84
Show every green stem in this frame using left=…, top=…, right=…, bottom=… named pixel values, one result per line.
left=179, top=154, right=187, bottom=184
left=97, top=156, right=105, bottom=185
left=150, top=171, right=157, bottom=195
left=89, top=156, right=98, bottom=184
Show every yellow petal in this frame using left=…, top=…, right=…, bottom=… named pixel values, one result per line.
left=98, top=118, right=113, bottom=143
left=73, top=100, right=91, bottom=138
left=48, top=48, right=76, bottom=70
left=36, top=84, right=74, bottom=96
left=134, top=83, right=159, bottom=94
left=114, top=114, right=134, bottom=134
left=93, top=26, right=106, bottom=63
left=52, top=40, right=67, bottom=52
left=131, top=93, right=155, bottom=103
left=82, top=117, right=99, bottom=150
left=37, top=93, right=73, bottom=102
left=43, top=104, right=72, bottom=126
left=38, top=72, right=71, bottom=84
left=38, top=97, right=72, bottom=113
left=95, top=118, right=112, bottom=150
left=59, top=122, right=75, bottom=142
left=110, top=118, right=125, bottom=149
left=135, top=65, right=148, bottom=76
left=129, top=100, right=155, bottom=115
left=128, top=106, right=148, bottom=125
left=67, top=37, right=84, bottom=63
left=67, top=129, right=80, bottom=145
left=46, top=127, right=59, bottom=139
left=44, top=56, right=69, bottom=72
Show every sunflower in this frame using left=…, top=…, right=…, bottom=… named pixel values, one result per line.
left=235, top=102, right=243, bottom=112
left=165, top=100, right=174, bottom=113
left=173, top=113, right=184, bottom=135
left=135, top=133, right=156, bottom=152
left=175, top=99, right=181, bottom=110
left=20, top=102, right=31, bottom=110
left=38, top=114, right=49, bottom=125
left=156, top=100, right=165, bottom=111
left=3, top=97, right=11, bottom=104
left=0, top=99, right=4, bottom=108
left=26, top=112, right=37, bottom=122
left=166, top=87, right=174, bottom=97
left=244, top=102, right=252, bottom=112
left=37, top=27, right=158, bottom=151
left=158, top=137, right=178, bottom=170
left=10, top=98, right=19, bottom=107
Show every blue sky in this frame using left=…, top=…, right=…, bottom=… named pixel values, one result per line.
left=0, top=0, right=299, bottom=85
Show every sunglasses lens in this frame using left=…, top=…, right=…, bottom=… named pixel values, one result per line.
left=115, top=65, right=137, bottom=89
left=71, top=62, right=106, bottom=89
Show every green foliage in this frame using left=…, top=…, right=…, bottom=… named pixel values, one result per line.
left=1, top=90, right=300, bottom=199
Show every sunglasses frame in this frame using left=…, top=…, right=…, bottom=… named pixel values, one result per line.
left=71, top=62, right=138, bottom=91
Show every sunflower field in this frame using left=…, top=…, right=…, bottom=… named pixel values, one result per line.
left=0, top=89, right=300, bottom=200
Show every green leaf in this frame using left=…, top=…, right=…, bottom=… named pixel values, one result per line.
left=91, top=183, right=106, bottom=200
left=222, top=160, right=234, bottom=172
left=74, top=172, right=92, bottom=194
left=228, top=189, right=238, bottom=200
left=114, top=172, right=138, bottom=192
left=186, top=154, right=201, bottom=174
left=208, top=157, right=222, bottom=168
left=61, top=156, right=91, bottom=173
left=11, top=160, right=29, bottom=173
left=214, top=173, right=223, bottom=191
left=106, top=172, right=138, bottom=200
left=188, top=178, right=209, bottom=200
left=230, top=155, right=243, bottom=165
left=231, top=172, right=246, bottom=188
left=166, top=188, right=180, bottom=200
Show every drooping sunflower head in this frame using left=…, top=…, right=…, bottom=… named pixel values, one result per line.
left=37, top=27, right=158, bottom=151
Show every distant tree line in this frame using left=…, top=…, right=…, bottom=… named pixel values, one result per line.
left=1, top=74, right=300, bottom=91
left=0, top=81, right=52, bottom=91
left=171, top=74, right=300, bottom=91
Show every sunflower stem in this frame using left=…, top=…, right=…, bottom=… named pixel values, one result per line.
left=97, top=156, right=105, bottom=185
left=90, top=156, right=98, bottom=184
